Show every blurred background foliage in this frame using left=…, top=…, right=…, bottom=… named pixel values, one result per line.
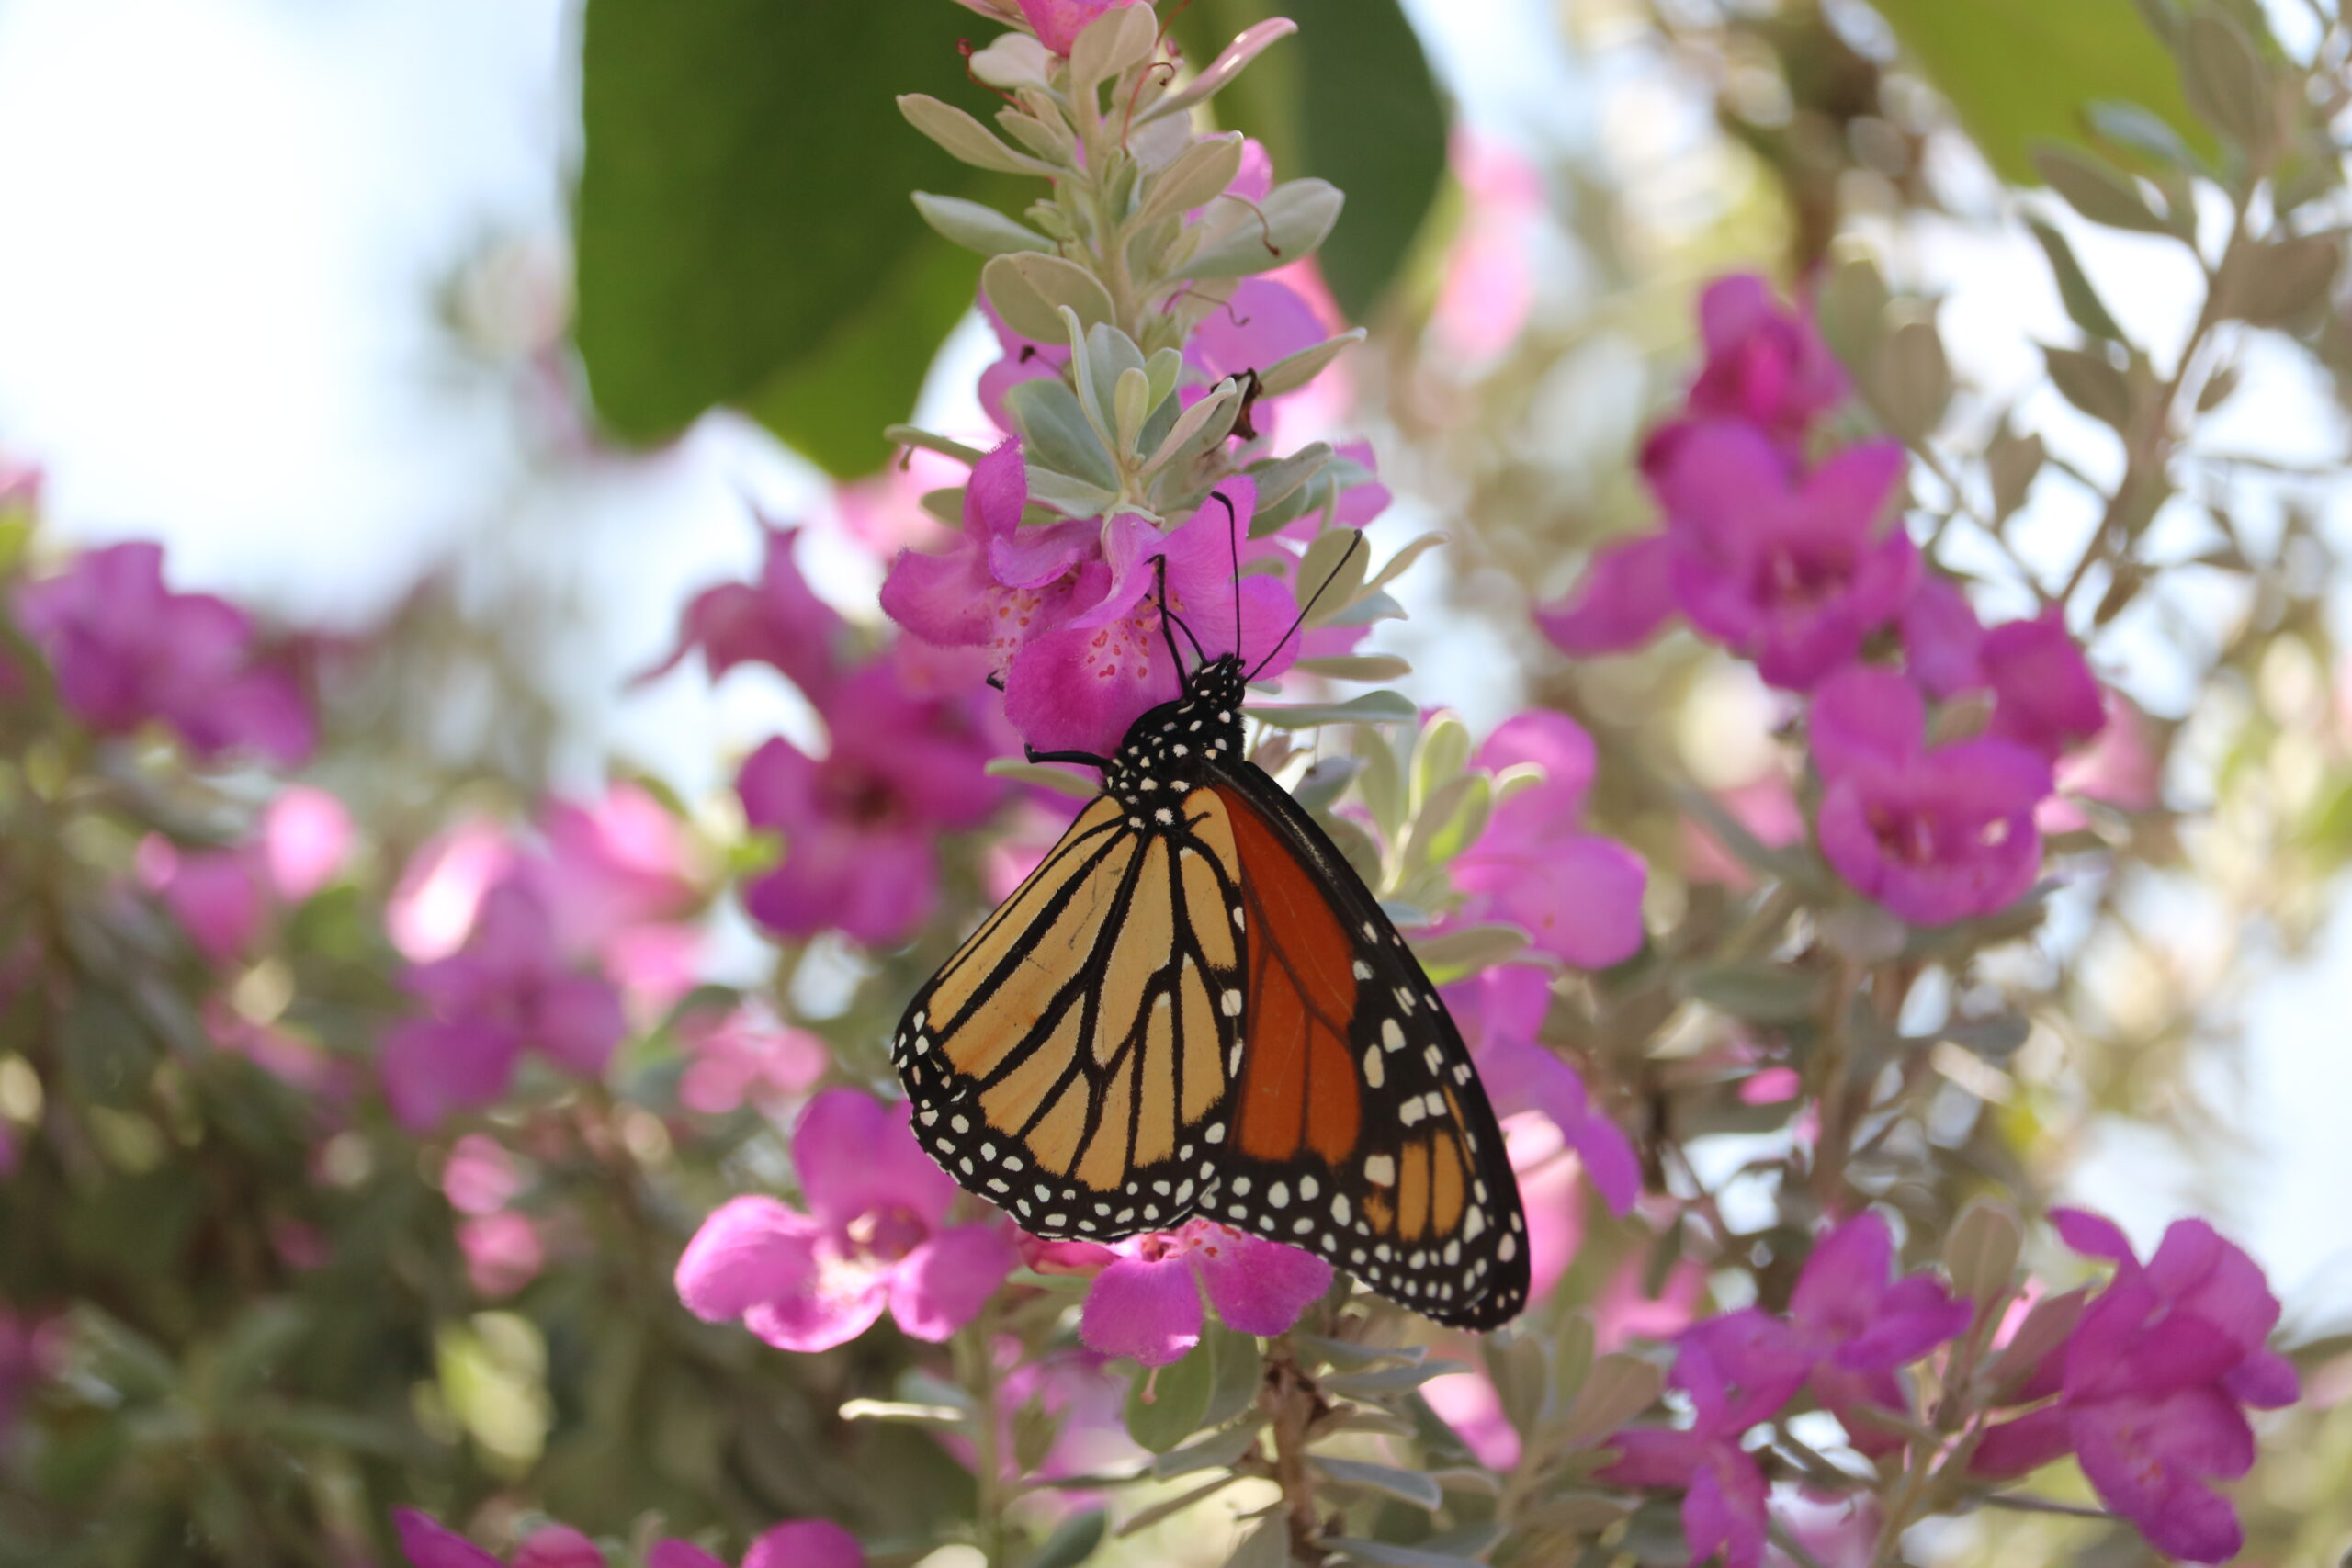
left=1, top=0, right=2349, bottom=1563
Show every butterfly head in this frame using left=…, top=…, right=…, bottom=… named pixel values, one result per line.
left=1103, top=655, right=1248, bottom=811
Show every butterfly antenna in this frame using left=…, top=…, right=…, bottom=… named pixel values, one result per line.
left=1216, top=491, right=1243, bottom=663
left=1153, top=554, right=1209, bottom=679
left=1248, top=529, right=1364, bottom=682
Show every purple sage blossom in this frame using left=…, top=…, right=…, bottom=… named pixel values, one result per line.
left=1442, top=964, right=1640, bottom=1214
left=1074, top=1220, right=1333, bottom=1367
left=675, top=1090, right=1017, bottom=1351
left=1777, top=1212, right=1970, bottom=1454
left=16, top=541, right=313, bottom=764
left=1451, top=711, right=1648, bottom=968
left=1809, top=666, right=2052, bottom=926
left=1683, top=274, right=1848, bottom=446
left=738, top=652, right=1003, bottom=947
left=379, top=879, right=627, bottom=1130
left=1014, top=0, right=1140, bottom=55
left=1970, top=1209, right=2297, bottom=1563
left=641, top=525, right=850, bottom=703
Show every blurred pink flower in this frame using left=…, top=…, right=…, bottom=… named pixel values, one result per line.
left=1809, top=666, right=2052, bottom=927
left=262, top=786, right=354, bottom=903
left=1075, top=1220, right=1332, bottom=1367
left=1186, top=276, right=1329, bottom=389
left=1423, top=1364, right=1520, bottom=1469
left=441, top=1134, right=521, bottom=1216
left=641, top=525, right=850, bottom=702
left=1429, top=131, right=1544, bottom=369
left=738, top=654, right=1002, bottom=947
left=389, top=821, right=518, bottom=964
left=459, top=1212, right=546, bottom=1299
left=1646, top=427, right=1917, bottom=691
left=2044, top=691, right=2162, bottom=830
left=1684, top=274, right=1848, bottom=446
left=1972, top=1210, right=2296, bottom=1563
left=380, top=880, right=626, bottom=1129
left=394, top=1511, right=503, bottom=1568
left=1778, top=1212, right=1969, bottom=1455
left=1980, top=613, right=2107, bottom=761
left=1681, top=772, right=1804, bottom=887
left=16, top=541, right=312, bottom=765
left=512, top=1527, right=602, bottom=1568
left=1443, top=964, right=1638, bottom=1213
left=676, top=1007, right=828, bottom=1116
left=675, top=1090, right=1016, bottom=1351
left=1766, top=1490, right=1878, bottom=1568
left=1536, top=535, right=1678, bottom=658
left=1451, top=712, right=1647, bottom=968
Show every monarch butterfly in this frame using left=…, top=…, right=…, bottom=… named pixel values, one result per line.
left=891, top=539, right=1529, bottom=1330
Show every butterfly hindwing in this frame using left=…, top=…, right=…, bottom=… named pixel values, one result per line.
left=893, top=795, right=1243, bottom=1238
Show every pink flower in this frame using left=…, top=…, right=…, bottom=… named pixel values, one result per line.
left=1535, top=535, right=1677, bottom=658
left=1600, top=1316, right=1807, bottom=1568
left=1186, top=277, right=1329, bottom=389
left=1897, top=575, right=1989, bottom=699
left=738, top=653, right=1003, bottom=947
left=1971, top=1210, right=2296, bottom=1563
left=885, top=446, right=1298, bottom=755
left=1809, top=666, right=2052, bottom=926
left=642, top=525, right=850, bottom=702
left=380, top=880, right=627, bottom=1129
left=262, top=786, right=354, bottom=903
left=1900, top=584, right=2107, bottom=762
left=459, top=1212, right=546, bottom=1299
left=677, top=1007, right=828, bottom=1116
left=1647, top=426, right=1917, bottom=691
left=1777, top=1213, right=1969, bottom=1454
left=1074, top=1221, right=1333, bottom=1367
left=674, top=1090, right=1017, bottom=1351
left=976, top=296, right=1069, bottom=434
left=138, top=839, right=265, bottom=965
left=388, top=821, right=518, bottom=963
left=1684, top=274, right=1848, bottom=446
left=1450, top=712, right=1647, bottom=968
left=1015, top=0, right=1141, bottom=54
left=527, top=784, right=702, bottom=998
left=16, top=541, right=313, bottom=765
left=394, top=1511, right=502, bottom=1568
left=2046, top=691, right=2162, bottom=829
left=1429, top=131, right=1544, bottom=369
left=442, top=1134, right=520, bottom=1216
left=1442, top=965, right=1639, bottom=1213
left=513, top=1527, right=603, bottom=1568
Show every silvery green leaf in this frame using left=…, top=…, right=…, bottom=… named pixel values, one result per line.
left=899, top=94, right=1058, bottom=176
left=1257, top=329, right=1366, bottom=397
left=1490, top=762, right=1544, bottom=807
left=1410, top=712, right=1471, bottom=814
left=913, top=192, right=1056, bottom=256
left=1295, top=1334, right=1423, bottom=1371
left=1325, top=588, right=1406, bottom=627
left=1409, top=924, right=1528, bottom=983
left=1297, top=528, right=1369, bottom=621
left=1114, top=367, right=1152, bottom=457
left=1001, top=106, right=1079, bottom=165
left=2043, top=344, right=2134, bottom=430
left=1026, top=467, right=1122, bottom=515
left=1006, top=378, right=1119, bottom=491
left=885, top=425, right=987, bottom=464
left=1250, top=474, right=1325, bottom=536
left=2025, top=219, right=2124, bottom=342
left=1149, top=1418, right=1262, bottom=1480
left=1058, top=307, right=1115, bottom=450
left=1183, top=179, right=1345, bottom=278
left=1311, top=1458, right=1442, bottom=1511
left=984, top=253, right=1073, bottom=342
left=1203, top=1324, right=1262, bottom=1429
left=1222, top=1521, right=1291, bottom=1568
left=1086, top=322, right=1148, bottom=385
left=1366, top=533, right=1444, bottom=593
left=1289, top=755, right=1364, bottom=812
left=1024, top=1511, right=1107, bottom=1568
left=1139, top=18, right=1299, bottom=125
left=1141, top=381, right=1238, bottom=476
left=1871, top=314, right=1952, bottom=441
left=1816, top=249, right=1890, bottom=374
left=1480, top=1331, right=1548, bottom=1438
left=1354, top=728, right=1408, bottom=844
left=1945, top=1198, right=2023, bottom=1308
left=1124, top=1342, right=1215, bottom=1453
left=1249, top=442, right=1332, bottom=512
left=1680, top=962, right=1827, bottom=1023
left=1414, top=772, right=1489, bottom=869
left=2224, top=235, right=2344, bottom=328
left=1135, top=132, right=1247, bottom=231
left=1430, top=1468, right=1501, bottom=1496
left=1069, top=1, right=1159, bottom=97
left=1553, top=1314, right=1596, bottom=1408
left=986, top=760, right=1102, bottom=799
left=2179, top=9, right=2272, bottom=152
left=1145, top=346, right=1184, bottom=409
left=920, top=487, right=964, bottom=525
left=2086, top=100, right=2211, bottom=183
left=1321, top=812, right=1387, bottom=892
left=1292, top=654, right=1411, bottom=682
left=1317, top=1359, right=1467, bottom=1397
left=837, top=1398, right=969, bottom=1428
left=2030, top=143, right=2170, bottom=234
left=1012, top=254, right=1118, bottom=333
left=1986, top=427, right=2043, bottom=520
left=970, top=32, right=1053, bottom=91
left=1320, top=1540, right=1487, bottom=1568
left=1554, top=1354, right=1664, bottom=1449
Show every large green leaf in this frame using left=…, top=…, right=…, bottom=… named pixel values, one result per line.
left=1169, top=0, right=1451, bottom=320
left=574, top=0, right=1007, bottom=474
left=1869, top=0, right=2211, bottom=186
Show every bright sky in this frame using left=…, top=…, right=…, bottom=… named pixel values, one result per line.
left=0, top=0, right=2345, bottom=1324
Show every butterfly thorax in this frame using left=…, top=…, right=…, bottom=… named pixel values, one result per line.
left=1101, top=655, right=1249, bottom=812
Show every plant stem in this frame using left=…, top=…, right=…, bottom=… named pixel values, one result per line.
left=957, top=1309, right=1013, bottom=1567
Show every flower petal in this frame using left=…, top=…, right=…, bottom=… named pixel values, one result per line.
left=1079, top=1253, right=1204, bottom=1367
left=791, top=1091, right=958, bottom=1234
left=1194, top=1227, right=1332, bottom=1336
left=513, top=1525, right=606, bottom=1568
left=393, top=1510, right=504, bottom=1568
left=889, top=1224, right=1021, bottom=1342
left=1536, top=535, right=1679, bottom=657
left=380, top=1017, right=523, bottom=1131
left=675, top=1196, right=820, bottom=1322
left=741, top=1520, right=866, bottom=1568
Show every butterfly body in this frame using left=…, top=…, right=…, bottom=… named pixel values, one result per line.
left=893, top=654, right=1530, bottom=1329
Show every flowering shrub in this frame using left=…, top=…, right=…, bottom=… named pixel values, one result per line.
left=0, top=1, right=2346, bottom=1566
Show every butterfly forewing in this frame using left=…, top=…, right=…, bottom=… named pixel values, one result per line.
left=893, top=653, right=1531, bottom=1329
left=894, top=795, right=1244, bottom=1238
